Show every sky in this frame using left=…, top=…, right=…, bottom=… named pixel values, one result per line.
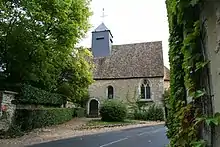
left=79, top=0, right=170, bottom=68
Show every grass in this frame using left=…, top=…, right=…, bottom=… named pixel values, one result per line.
left=85, top=119, right=141, bottom=127
left=78, top=119, right=163, bottom=130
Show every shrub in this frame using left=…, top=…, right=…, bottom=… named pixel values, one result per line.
left=17, top=84, right=65, bottom=106
left=134, top=110, right=148, bottom=120
left=100, top=100, right=127, bottom=122
left=0, top=108, right=74, bottom=138
left=147, top=104, right=164, bottom=121
left=73, top=107, right=85, bottom=118
left=14, top=108, right=73, bottom=131
left=134, top=104, right=164, bottom=121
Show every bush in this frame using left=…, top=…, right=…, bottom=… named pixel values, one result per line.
left=14, top=108, right=73, bottom=131
left=17, top=84, right=65, bottom=106
left=134, top=104, right=164, bottom=121
left=100, top=100, right=127, bottom=122
left=147, top=104, right=164, bottom=121
left=134, top=110, right=148, bottom=120
left=73, top=108, right=85, bottom=118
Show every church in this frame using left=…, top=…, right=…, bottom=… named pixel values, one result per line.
left=87, top=22, right=170, bottom=116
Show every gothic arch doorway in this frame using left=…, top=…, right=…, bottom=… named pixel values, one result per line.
left=88, top=98, right=99, bottom=117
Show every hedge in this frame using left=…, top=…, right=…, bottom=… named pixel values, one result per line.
left=0, top=108, right=74, bottom=138
left=17, top=84, right=65, bottom=106
left=15, top=108, right=73, bottom=131
left=73, top=108, right=85, bottom=118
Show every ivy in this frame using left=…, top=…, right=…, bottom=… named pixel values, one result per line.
left=18, top=84, right=65, bottom=106
left=165, top=0, right=220, bottom=146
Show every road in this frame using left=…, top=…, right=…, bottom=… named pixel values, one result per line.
left=27, top=124, right=168, bottom=147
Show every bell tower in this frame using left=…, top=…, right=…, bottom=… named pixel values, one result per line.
left=91, top=9, right=113, bottom=57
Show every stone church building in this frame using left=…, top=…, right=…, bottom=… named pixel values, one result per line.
left=87, top=23, right=170, bottom=116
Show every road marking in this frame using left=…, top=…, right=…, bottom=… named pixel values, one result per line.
left=138, top=131, right=150, bottom=136
left=138, top=128, right=165, bottom=136
left=99, top=137, right=128, bottom=147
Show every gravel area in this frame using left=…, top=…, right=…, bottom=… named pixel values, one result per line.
left=0, top=118, right=165, bottom=147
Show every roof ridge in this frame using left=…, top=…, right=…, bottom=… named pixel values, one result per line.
left=112, top=41, right=162, bottom=46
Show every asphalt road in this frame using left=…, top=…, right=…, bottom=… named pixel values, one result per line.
left=27, top=125, right=168, bottom=147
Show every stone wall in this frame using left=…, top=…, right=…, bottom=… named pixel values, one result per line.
left=164, top=80, right=170, bottom=91
left=201, top=1, right=220, bottom=146
left=88, top=77, right=164, bottom=105
left=0, top=91, right=17, bottom=132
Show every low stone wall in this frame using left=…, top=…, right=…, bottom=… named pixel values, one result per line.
left=0, top=91, right=18, bottom=132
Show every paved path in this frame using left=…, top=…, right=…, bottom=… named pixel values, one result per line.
left=27, top=125, right=168, bottom=147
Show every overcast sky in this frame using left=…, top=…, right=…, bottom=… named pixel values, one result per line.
left=79, top=0, right=170, bottom=68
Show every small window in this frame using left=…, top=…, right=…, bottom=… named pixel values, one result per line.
left=107, top=86, right=114, bottom=99
left=140, top=80, right=151, bottom=99
left=141, top=84, right=145, bottom=99
left=96, top=37, right=104, bottom=40
left=146, top=84, right=151, bottom=99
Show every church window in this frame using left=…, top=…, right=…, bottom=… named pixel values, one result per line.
left=146, top=84, right=151, bottom=99
left=107, top=86, right=114, bottom=99
left=140, top=80, right=151, bottom=99
left=141, top=84, right=145, bottom=99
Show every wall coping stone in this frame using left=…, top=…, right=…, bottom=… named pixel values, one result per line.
left=0, top=91, right=18, bottom=95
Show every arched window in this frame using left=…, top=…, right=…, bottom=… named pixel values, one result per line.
left=141, top=84, right=145, bottom=99
left=146, top=84, right=151, bottom=99
left=140, top=80, right=151, bottom=99
left=107, top=86, right=114, bottom=99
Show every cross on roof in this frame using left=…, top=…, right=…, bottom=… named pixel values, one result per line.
left=101, top=8, right=107, bottom=22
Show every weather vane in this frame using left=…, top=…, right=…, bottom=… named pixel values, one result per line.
left=101, top=8, right=107, bottom=22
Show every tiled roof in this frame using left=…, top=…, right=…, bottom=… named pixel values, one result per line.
left=93, top=41, right=164, bottom=79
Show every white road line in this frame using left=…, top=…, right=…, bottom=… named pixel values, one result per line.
left=138, top=131, right=150, bottom=136
left=138, top=128, right=165, bottom=136
left=99, top=137, right=128, bottom=147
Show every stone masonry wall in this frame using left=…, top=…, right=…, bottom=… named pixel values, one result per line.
left=202, top=1, right=220, bottom=146
left=88, top=77, right=164, bottom=105
left=164, top=80, right=170, bottom=91
left=0, top=91, right=17, bottom=132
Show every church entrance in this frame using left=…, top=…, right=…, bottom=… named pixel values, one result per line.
left=89, top=99, right=99, bottom=117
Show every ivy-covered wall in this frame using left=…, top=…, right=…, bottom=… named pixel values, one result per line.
left=165, top=0, right=220, bottom=146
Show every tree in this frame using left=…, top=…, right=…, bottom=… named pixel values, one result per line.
left=0, top=0, right=92, bottom=91
left=56, top=48, right=94, bottom=106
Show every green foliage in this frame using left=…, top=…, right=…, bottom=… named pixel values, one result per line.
left=17, top=84, right=64, bottom=106
left=203, top=112, right=220, bottom=126
left=147, top=104, right=164, bottom=121
left=0, top=123, right=24, bottom=138
left=134, top=104, right=164, bottom=121
left=15, top=108, right=73, bottom=131
left=1, top=108, right=74, bottom=138
left=0, top=0, right=93, bottom=104
left=73, top=107, right=85, bottom=118
left=56, top=48, right=94, bottom=106
left=165, top=0, right=214, bottom=146
left=100, top=100, right=127, bottom=122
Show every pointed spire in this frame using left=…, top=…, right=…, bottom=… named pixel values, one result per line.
left=94, top=22, right=109, bottom=32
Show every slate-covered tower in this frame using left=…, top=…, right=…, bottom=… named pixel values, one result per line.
left=91, top=23, right=113, bottom=57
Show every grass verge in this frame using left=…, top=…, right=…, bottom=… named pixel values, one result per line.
left=79, top=119, right=146, bottom=130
